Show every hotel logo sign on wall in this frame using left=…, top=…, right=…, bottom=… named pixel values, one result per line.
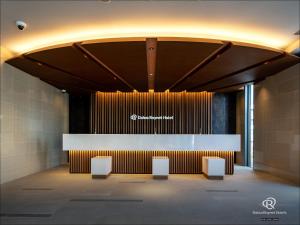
left=130, top=114, right=174, bottom=121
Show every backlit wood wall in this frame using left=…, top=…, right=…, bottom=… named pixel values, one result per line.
left=69, top=150, right=234, bottom=174
left=91, top=92, right=212, bottom=134
left=71, top=92, right=234, bottom=175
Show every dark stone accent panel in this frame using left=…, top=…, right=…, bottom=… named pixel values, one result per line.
left=235, top=91, right=245, bottom=165
left=69, top=94, right=90, bottom=133
left=212, top=92, right=237, bottom=134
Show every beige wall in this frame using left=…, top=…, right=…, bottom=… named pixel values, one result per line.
left=0, top=63, right=69, bottom=184
left=254, top=64, right=299, bottom=185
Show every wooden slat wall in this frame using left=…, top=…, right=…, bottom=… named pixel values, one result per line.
left=69, top=150, right=234, bottom=174
left=75, top=92, right=234, bottom=175
left=91, top=92, right=212, bottom=134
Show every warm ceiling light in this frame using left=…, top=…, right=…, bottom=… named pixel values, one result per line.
left=133, top=89, right=138, bottom=93
left=8, top=24, right=289, bottom=55
left=285, top=38, right=300, bottom=53
left=149, top=89, right=154, bottom=93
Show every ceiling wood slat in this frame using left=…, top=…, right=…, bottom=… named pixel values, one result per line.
left=43, top=79, right=95, bottom=94
left=6, top=39, right=299, bottom=94
left=168, top=41, right=232, bottom=91
left=210, top=81, right=257, bottom=92
left=190, top=53, right=286, bottom=91
left=204, top=54, right=300, bottom=91
left=82, top=41, right=148, bottom=91
left=73, top=42, right=136, bottom=90
left=22, top=54, right=104, bottom=90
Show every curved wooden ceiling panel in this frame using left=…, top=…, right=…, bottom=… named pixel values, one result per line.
left=82, top=41, right=148, bottom=91
left=202, top=54, right=300, bottom=92
left=24, top=45, right=130, bottom=92
left=155, top=41, right=223, bottom=91
left=5, top=38, right=300, bottom=94
left=7, top=57, right=102, bottom=92
left=174, top=44, right=283, bottom=91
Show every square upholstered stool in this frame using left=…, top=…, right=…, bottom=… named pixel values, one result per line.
left=202, top=157, right=225, bottom=180
left=91, top=156, right=112, bottom=178
left=152, top=156, right=169, bottom=179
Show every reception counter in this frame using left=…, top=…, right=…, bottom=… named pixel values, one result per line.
left=63, top=134, right=240, bottom=174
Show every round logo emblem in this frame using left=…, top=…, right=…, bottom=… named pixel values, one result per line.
left=262, top=197, right=276, bottom=210
left=130, top=114, right=137, bottom=120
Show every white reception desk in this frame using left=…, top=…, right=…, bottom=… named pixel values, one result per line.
left=63, top=134, right=240, bottom=151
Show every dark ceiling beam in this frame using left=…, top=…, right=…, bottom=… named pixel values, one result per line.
left=42, top=77, right=96, bottom=92
left=168, top=41, right=232, bottom=91
left=22, top=54, right=103, bottom=90
left=189, top=52, right=286, bottom=91
left=209, top=78, right=264, bottom=92
left=73, top=42, right=135, bottom=90
left=146, top=38, right=157, bottom=90
left=43, top=79, right=95, bottom=93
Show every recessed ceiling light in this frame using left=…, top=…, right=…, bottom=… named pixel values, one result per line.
left=61, top=89, right=66, bottom=93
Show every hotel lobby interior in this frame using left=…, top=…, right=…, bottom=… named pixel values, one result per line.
left=0, top=1, right=299, bottom=225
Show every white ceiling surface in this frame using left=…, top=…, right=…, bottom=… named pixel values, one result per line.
left=1, top=0, right=299, bottom=59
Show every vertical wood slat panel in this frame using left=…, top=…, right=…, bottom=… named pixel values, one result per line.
left=86, top=92, right=236, bottom=175
left=91, top=92, right=213, bottom=134
left=69, top=150, right=234, bottom=174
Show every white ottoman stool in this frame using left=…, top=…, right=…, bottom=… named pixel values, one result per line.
left=91, top=156, right=112, bottom=178
left=202, top=157, right=225, bottom=180
left=152, top=156, right=169, bottom=179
